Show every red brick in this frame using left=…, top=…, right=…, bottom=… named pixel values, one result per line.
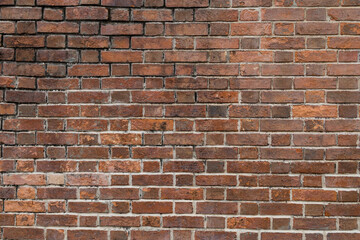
left=296, top=0, right=339, bottom=6
left=262, top=91, right=304, bottom=103
left=165, top=51, right=208, bottom=63
left=227, top=217, right=270, bottom=229
left=228, top=161, right=269, bottom=173
left=102, top=0, right=143, bottom=7
left=196, top=147, right=238, bottom=159
left=261, top=120, right=303, bottom=132
left=37, top=22, right=79, bottom=33
left=0, top=21, right=15, bottom=33
left=132, top=91, right=175, bottom=103
left=3, top=228, right=44, bottom=240
left=68, top=202, right=108, bottom=213
left=37, top=188, right=76, bottom=199
left=195, top=9, right=238, bottom=22
left=197, top=64, right=239, bottom=76
left=133, top=64, right=174, bottom=76
left=325, top=204, right=360, bottom=216
left=262, top=37, right=305, bottom=49
left=37, top=214, right=77, bottom=226
left=166, top=23, right=208, bottom=36
left=161, top=188, right=203, bottom=200
left=37, top=133, right=78, bottom=145
left=1, top=7, right=42, bottom=20
left=292, top=162, right=335, bottom=174
left=101, top=105, right=142, bottom=117
left=3, top=63, right=45, bottom=76
left=325, top=176, right=360, bottom=187
left=132, top=37, right=172, bottom=49
left=296, top=51, right=337, bottom=62
left=68, top=230, right=107, bottom=240
left=67, top=174, right=108, bottom=186
left=262, top=8, right=305, bottom=21
left=4, top=36, right=45, bottom=48
left=163, top=216, right=204, bottom=228
left=3, top=147, right=44, bottom=159
left=68, top=36, right=109, bottom=48
left=131, top=119, right=173, bottom=131
left=166, top=105, right=206, bottom=117
left=68, top=147, right=109, bottom=159
left=259, top=175, right=301, bottom=186
left=296, top=22, right=338, bottom=35
left=293, top=218, right=336, bottom=230
left=101, top=51, right=142, bottom=63
left=3, top=119, right=44, bottom=131
left=197, top=38, right=239, bottom=49
left=195, top=231, right=236, bottom=240
left=66, top=7, right=108, bottom=20
left=329, top=8, right=360, bottom=20
left=196, top=175, right=237, bottom=186
left=294, top=77, right=337, bottom=89
left=38, top=78, right=79, bottom=90
left=133, top=9, right=172, bottom=21
left=101, top=23, right=143, bottom=35
left=197, top=202, right=238, bottom=215
left=38, top=105, right=79, bottom=117
left=132, top=201, right=172, bottom=213
left=231, top=23, right=272, bottom=35
left=131, top=231, right=170, bottom=240
left=328, top=37, right=360, bottom=49
left=163, top=161, right=204, bottom=173
left=166, top=0, right=208, bottom=7
left=262, top=233, right=302, bottom=240
left=293, top=189, right=337, bottom=201
left=68, top=64, right=109, bottom=77
left=100, top=160, right=140, bottom=172
left=5, top=200, right=45, bottom=212
left=100, top=216, right=140, bottom=227
left=133, top=147, right=172, bottom=159
left=262, top=64, right=304, bottom=76
left=100, top=188, right=139, bottom=200
left=230, top=51, right=273, bottom=62
left=328, top=233, right=360, bottom=240
left=37, top=0, right=79, bottom=5
left=293, top=105, right=337, bottom=118
left=133, top=174, right=173, bottom=186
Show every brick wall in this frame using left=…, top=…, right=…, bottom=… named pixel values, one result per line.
left=0, top=0, right=360, bottom=239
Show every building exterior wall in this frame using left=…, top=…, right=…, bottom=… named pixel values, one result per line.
left=0, top=0, right=359, bottom=239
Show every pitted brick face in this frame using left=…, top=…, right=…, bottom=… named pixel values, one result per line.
left=0, top=0, right=360, bottom=239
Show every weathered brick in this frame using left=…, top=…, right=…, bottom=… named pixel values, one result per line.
left=231, top=23, right=272, bottom=35
left=293, top=105, right=337, bottom=118
left=102, top=0, right=143, bottom=7
left=68, top=64, right=109, bottom=76
left=1, top=7, right=42, bottom=20
left=227, top=217, right=270, bottom=229
left=262, top=8, right=305, bottom=21
left=163, top=216, right=204, bottom=228
left=66, top=7, right=108, bottom=20
left=0, top=1, right=358, bottom=236
left=101, top=23, right=143, bottom=35
left=37, top=22, right=79, bottom=33
left=166, top=23, right=208, bottom=36
left=68, top=36, right=109, bottom=48
left=3, top=228, right=44, bottom=240
left=166, top=0, right=208, bottom=7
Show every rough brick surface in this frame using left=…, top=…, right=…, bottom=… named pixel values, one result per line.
left=0, top=0, right=360, bottom=239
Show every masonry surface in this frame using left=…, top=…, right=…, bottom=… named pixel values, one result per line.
left=0, top=0, right=360, bottom=239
